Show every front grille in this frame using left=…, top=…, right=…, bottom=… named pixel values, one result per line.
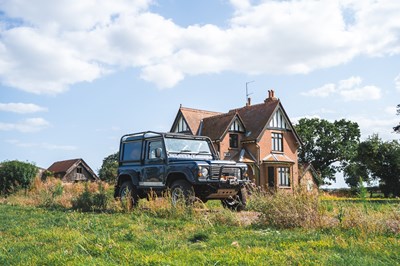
left=210, top=165, right=241, bottom=179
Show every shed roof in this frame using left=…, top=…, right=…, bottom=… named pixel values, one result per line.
left=48, top=158, right=99, bottom=180
left=48, top=158, right=80, bottom=173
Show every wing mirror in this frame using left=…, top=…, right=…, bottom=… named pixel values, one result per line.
left=155, top=147, right=163, bottom=158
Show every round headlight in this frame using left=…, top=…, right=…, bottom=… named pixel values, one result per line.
left=199, top=167, right=209, bottom=178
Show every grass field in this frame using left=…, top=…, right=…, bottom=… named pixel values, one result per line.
left=0, top=181, right=400, bottom=265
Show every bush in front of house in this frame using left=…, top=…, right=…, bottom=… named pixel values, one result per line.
left=0, top=160, right=38, bottom=196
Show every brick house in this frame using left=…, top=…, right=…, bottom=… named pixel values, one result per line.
left=170, top=90, right=302, bottom=191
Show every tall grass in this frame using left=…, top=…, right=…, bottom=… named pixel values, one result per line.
left=246, top=188, right=400, bottom=234
left=247, top=188, right=322, bottom=229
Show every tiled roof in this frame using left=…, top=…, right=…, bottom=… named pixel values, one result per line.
left=179, top=107, right=222, bottom=134
left=173, top=92, right=301, bottom=145
left=232, top=100, right=280, bottom=141
left=48, top=159, right=80, bottom=173
left=201, top=112, right=237, bottom=140
left=263, top=153, right=295, bottom=164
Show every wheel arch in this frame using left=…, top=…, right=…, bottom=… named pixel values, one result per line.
left=166, top=172, right=191, bottom=188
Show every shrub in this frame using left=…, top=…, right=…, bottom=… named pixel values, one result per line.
left=71, top=182, right=108, bottom=212
left=0, top=160, right=38, bottom=196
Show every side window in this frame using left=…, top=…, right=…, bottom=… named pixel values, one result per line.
left=147, top=140, right=164, bottom=160
left=122, top=141, right=142, bottom=161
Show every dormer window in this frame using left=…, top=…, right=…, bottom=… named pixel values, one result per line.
left=229, top=118, right=244, bottom=132
left=269, top=109, right=288, bottom=129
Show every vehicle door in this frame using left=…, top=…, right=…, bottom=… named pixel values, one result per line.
left=141, top=139, right=166, bottom=187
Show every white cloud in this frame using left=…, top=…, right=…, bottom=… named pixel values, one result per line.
left=0, top=117, right=49, bottom=132
left=349, top=115, right=399, bottom=140
left=140, top=64, right=184, bottom=89
left=291, top=115, right=322, bottom=125
left=339, top=85, right=381, bottom=101
left=302, top=76, right=382, bottom=101
left=338, top=76, right=362, bottom=90
left=0, top=103, right=47, bottom=113
left=301, top=83, right=336, bottom=97
left=0, top=0, right=400, bottom=91
left=6, top=139, right=77, bottom=150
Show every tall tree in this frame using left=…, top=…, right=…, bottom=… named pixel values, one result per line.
left=345, top=135, right=400, bottom=197
left=295, top=118, right=360, bottom=184
left=98, top=152, right=119, bottom=183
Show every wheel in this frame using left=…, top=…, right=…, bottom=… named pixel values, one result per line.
left=119, top=181, right=139, bottom=209
left=170, top=180, right=194, bottom=206
left=221, top=187, right=247, bottom=211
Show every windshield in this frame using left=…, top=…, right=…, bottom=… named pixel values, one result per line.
left=164, top=137, right=213, bottom=159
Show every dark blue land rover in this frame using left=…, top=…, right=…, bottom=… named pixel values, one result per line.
left=114, top=131, right=249, bottom=210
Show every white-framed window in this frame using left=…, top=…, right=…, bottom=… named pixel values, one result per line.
left=272, top=133, right=283, bottom=152
left=173, top=116, right=189, bottom=133
left=278, top=167, right=290, bottom=187
left=269, top=109, right=288, bottom=129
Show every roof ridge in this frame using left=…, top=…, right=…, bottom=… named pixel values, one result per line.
left=228, top=101, right=278, bottom=113
left=203, top=111, right=235, bottom=120
left=180, top=106, right=222, bottom=115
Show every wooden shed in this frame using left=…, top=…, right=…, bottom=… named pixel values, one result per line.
left=47, top=158, right=99, bottom=182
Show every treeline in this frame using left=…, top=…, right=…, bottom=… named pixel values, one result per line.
left=295, top=117, right=400, bottom=197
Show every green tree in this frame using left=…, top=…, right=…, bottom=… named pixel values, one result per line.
left=295, top=118, right=360, bottom=184
left=98, top=152, right=119, bottom=183
left=345, top=135, right=400, bottom=197
left=0, top=160, right=38, bottom=195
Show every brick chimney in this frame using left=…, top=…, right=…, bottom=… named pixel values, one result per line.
left=265, top=89, right=277, bottom=103
left=246, top=97, right=251, bottom=106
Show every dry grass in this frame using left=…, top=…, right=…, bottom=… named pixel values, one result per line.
left=1, top=178, right=399, bottom=235
left=247, top=187, right=400, bottom=234
left=0, top=176, right=111, bottom=209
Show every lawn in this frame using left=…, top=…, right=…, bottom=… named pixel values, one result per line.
left=1, top=201, right=399, bottom=265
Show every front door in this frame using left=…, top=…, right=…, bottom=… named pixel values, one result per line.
left=141, top=139, right=166, bottom=187
left=268, top=166, right=275, bottom=188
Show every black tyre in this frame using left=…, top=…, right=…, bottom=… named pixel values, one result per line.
left=221, top=187, right=247, bottom=211
left=119, top=181, right=139, bottom=209
left=170, top=180, right=194, bottom=206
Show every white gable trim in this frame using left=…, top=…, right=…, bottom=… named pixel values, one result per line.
left=172, top=114, right=190, bottom=133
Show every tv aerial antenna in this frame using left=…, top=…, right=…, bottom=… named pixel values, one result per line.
left=246, top=80, right=254, bottom=103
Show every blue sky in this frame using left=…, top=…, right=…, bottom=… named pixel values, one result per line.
left=0, top=0, right=399, bottom=188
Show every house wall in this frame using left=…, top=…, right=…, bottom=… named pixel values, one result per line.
left=257, top=129, right=299, bottom=191
left=300, top=171, right=318, bottom=193
left=62, top=163, right=94, bottom=182
left=219, top=133, right=244, bottom=160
